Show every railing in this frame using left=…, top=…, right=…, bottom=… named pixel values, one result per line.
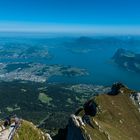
left=8, top=124, right=16, bottom=140
left=0, top=117, right=21, bottom=140
left=8, top=122, right=21, bottom=140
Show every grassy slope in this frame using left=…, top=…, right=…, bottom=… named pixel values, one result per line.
left=78, top=89, right=140, bottom=140
left=13, top=120, right=48, bottom=140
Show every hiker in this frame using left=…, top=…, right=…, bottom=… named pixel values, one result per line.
left=3, top=120, right=8, bottom=127
left=14, top=116, right=20, bottom=129
left=6, top=116, right=11, bottom=125
left=4, top=116, right=11, bottom=127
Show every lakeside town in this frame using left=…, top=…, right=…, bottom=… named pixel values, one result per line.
left=0, top=62, right=89, bottom=83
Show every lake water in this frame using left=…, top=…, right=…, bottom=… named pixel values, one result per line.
left=47, top=44, right=140, bottom=90
left=0, top=35, right=140, bottom=90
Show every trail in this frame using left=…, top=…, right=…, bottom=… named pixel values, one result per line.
left=0, top=123, right=16, bottom=140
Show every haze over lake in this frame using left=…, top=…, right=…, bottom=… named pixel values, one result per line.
left=0, top=34, right=140, bottom=90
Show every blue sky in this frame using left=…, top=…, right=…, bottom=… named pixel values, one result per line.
left=0, top=0, right=140, bottom=34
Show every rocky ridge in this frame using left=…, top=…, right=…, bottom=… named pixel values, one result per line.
left=65, top=83, right=140, bottom=140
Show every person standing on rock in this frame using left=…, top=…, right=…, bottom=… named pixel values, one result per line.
left=14, top=115, right=20, bottom=129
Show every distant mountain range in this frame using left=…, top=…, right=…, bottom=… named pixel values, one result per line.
left=113, top=48, right=140, bottom=73
left=63, top=36, right=140, bottom=53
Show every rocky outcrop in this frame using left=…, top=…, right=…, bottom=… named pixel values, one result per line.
left=66, top=114, right=86, bottom=140
left=46, top=133, right=52, bottom=140
left=108, top=82, right=126, bottom=95
left=130, top=92, right=140, bottom=112
left=84, top=99, right=97, bottom=116
left=66, top=84, right=140, bottom=140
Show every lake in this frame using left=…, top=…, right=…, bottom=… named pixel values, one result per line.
left=0, top=35, right=140, bottom=90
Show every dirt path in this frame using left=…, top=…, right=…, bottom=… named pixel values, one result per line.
left=0, top=123, right=15, bottom=140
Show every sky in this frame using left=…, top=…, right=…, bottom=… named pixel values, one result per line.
left=0, top=0, right=140, bottom=34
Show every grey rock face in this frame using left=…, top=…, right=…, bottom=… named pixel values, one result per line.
left=67, top=114, right=88, bottom=140
left=130, top=92, right=140, bottom=112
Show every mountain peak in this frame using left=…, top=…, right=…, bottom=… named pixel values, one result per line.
left=66, top=83, right=140, bottom=140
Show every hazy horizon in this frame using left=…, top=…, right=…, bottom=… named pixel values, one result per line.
left=0, top=0, right=140, bottom=35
